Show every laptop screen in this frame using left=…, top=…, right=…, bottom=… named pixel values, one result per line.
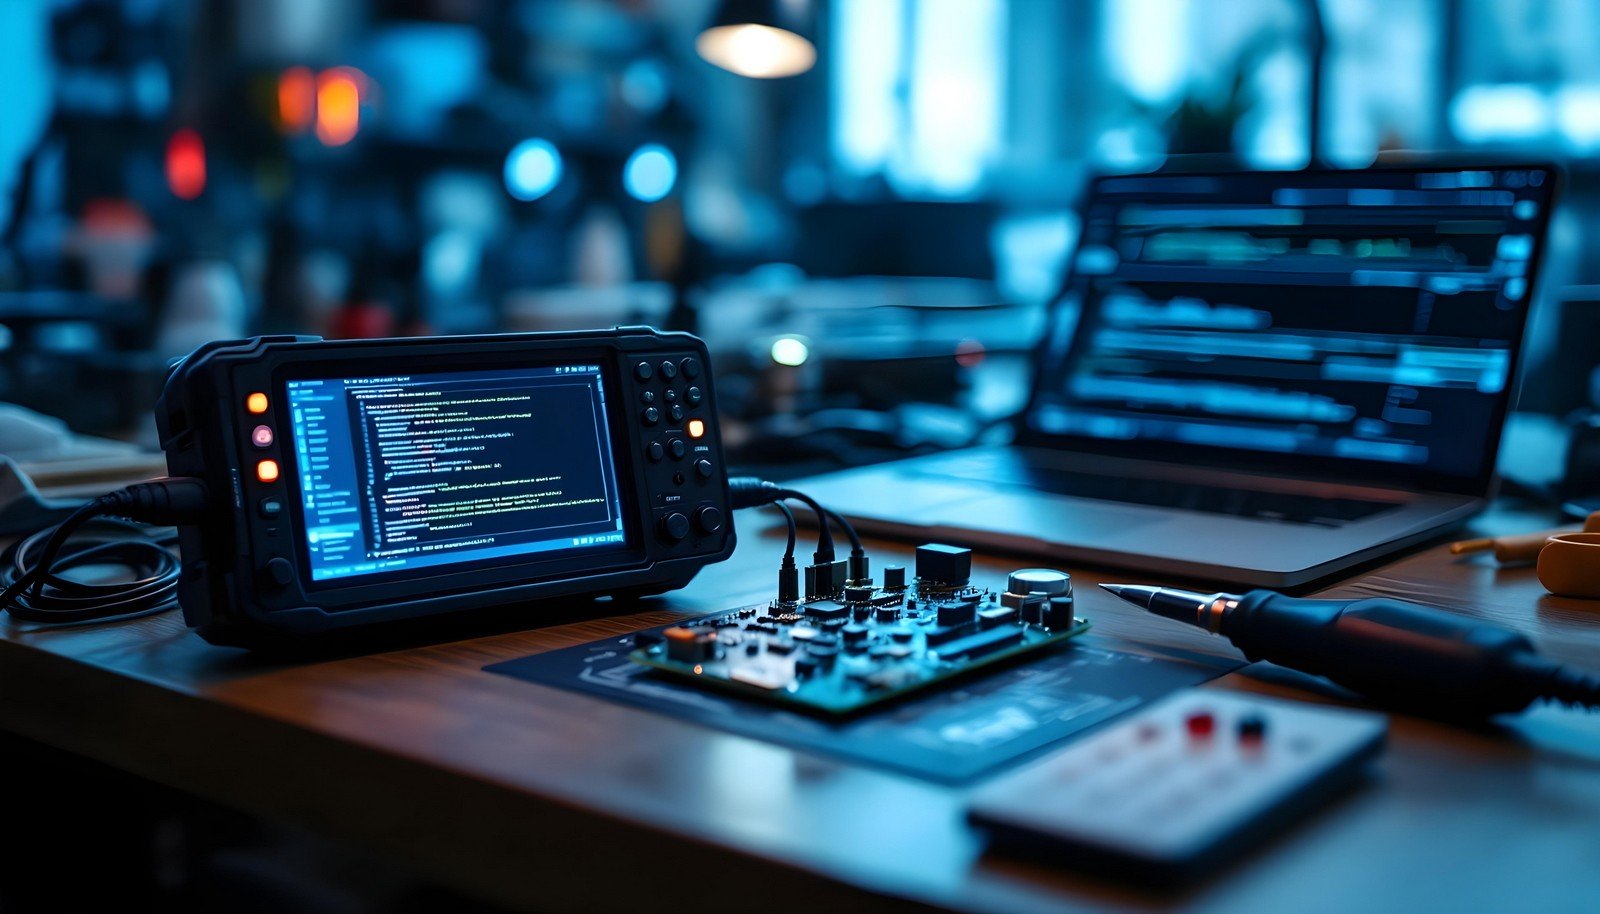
left=1023, top=165, right=1557, bottom=494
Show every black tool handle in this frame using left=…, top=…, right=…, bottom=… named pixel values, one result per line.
left=1225, top=591, right=1548, bottom=717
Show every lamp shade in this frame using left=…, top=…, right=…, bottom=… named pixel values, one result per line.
left=696, top=0, right=816, bottom=79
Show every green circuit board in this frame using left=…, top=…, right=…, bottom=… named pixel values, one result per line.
left=629, top=563, right=1089, bottom=716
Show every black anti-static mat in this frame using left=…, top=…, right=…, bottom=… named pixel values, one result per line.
left=487, top=631, right=1241, bottom=784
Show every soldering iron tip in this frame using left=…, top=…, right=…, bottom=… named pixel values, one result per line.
left=1099, top=583, right=1160, bottom=609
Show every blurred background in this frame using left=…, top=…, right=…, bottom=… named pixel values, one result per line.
left=4, top=0, right=1600, bottom=494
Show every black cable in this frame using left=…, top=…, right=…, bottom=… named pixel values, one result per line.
left=771, top=501, right=797, bottom=560
left=772, top=501, right=800, bottom=604
left=822, top=508, right=861, bottom=553
left=0, top=478, right=207, bottom=626
left=774, top=488, right=835, bottom=564
left=727, top=475, right=857, bottom=570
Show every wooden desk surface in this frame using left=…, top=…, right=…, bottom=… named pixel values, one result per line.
left=1, top=505, right=1598, bottom=912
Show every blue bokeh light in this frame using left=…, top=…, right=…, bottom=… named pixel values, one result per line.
left=504, top=138, right=562, bottom=201
left=623, top=143, right=677, bottom=202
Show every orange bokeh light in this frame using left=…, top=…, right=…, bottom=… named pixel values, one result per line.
left=315, top=68, right=363, bottom=147
left=277, top=66, right=316, bottom=135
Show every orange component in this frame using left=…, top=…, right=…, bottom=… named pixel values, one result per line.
left=256, top=459, right=281, bottom=483
left=246, top=392, right=270, bottom=414
left=277, top=66, right=316, bottom=135
left=316, top=67, right=363, bottom=146
left=686, top=418, right=706, bottom=439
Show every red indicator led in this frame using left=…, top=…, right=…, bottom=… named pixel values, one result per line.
left=1185, top=711, right=1215, bottom=739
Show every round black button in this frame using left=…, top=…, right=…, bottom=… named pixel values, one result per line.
left=663, top=388, right=678, bottom=403
left=264, top=557, right=295, bottom=588
left=685, top=386, right=703, bottom=406
left=694, top=458, right=713, bottom=479
left=668, top=404, right=684, bottom=423
left=647, top=441, right=665, bottom=462
left=660, top=512, right=690, bottom=542
left=659, top=360, right=678, bottom=380
left=694, top=505, right=724, bottom=534
left=641, top=407, right=660, bottom=425
left=640, top=390, right=656, bottom=405
left=669, top=438, right=687, bottom=459
left=680, top=357, right=702, bottom=379
left=634, top=361, right=653, bottom=381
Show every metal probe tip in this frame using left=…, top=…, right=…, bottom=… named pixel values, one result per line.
left=1097, top=583, right=1159, bottom=609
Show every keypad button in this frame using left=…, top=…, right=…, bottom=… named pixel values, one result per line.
left=647, top=441, right=665, bottom=462
left=660, top=512, right=690, bottom=542
left=669, top=438, right=687, bottom=459
left=641, top=407, right=660, bottom=426
left=668, top=404, right=684, bottom=423
left=680, top=357, right=702, bottom=379
left=259, top=497, right=284, bottom=519
left=685, top=386, right=703, bottom=406
left=634, top=361, right=654, bottom=381
left=263, top=557, right=295, bottom=587
left=694, top=505, right=724, bottom=534
left=659, top=360, right=678, bottom=381
left=640, top=390, right=656, bottom=405
left=663, top=388, right=678, bottom=403
left=694, top=459, right=713, bottom=479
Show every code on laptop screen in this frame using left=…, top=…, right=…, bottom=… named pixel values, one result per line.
left=1029, top=167, right=1554, bottom=485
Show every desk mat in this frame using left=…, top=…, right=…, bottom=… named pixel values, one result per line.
left=487, top=631, right=1240, bottom=784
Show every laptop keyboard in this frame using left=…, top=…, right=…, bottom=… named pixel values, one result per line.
left=918, top=456, right=1399, bottom=528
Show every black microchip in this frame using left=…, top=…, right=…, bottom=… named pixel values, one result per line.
left=803, top=600, right=850, bottom=621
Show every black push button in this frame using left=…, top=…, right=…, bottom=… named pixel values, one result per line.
left=641, top=406, right=660, bottom=425
left=680, top=357, right=702, bottom=379
left=259, top=497, right=284, bottom=520
left=669, top=438, right=687, bottom=459
left=659, top=360, right=678, bottom=380
left=668, top=404, right=684, bottom=423
left=647, top=441, right=665, bottom=462
left=663, top=388, right=678, bottom=403
left=694, top=505, right=724, bottom=534
left=634, top=361, right=653, bottom=381
left=694, top=459, right=713, bottom=479
left=263, top=557, right=295, bottom=588
left=660, top=512, right=690, bottom=542
left=640, top=390, right=656, bottom=405
left=685, top=386, right=703, bottom=405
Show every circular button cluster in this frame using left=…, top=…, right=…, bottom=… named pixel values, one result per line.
left=637, top=354, right=720, bottom=544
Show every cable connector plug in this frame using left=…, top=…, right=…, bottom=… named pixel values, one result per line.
left=728, top=476, right=784, bottom=510
left=99, top=477, right=209, bottom=526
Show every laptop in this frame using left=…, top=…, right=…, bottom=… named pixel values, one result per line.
left=794, top=164, right=1559, bottom=587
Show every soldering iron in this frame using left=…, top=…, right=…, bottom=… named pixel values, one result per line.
left=1101, top=584, right=1600, bottom=716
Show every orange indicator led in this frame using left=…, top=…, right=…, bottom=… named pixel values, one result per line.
left=246, top=392, right=269, bottom=414
left=687, top=418, right=706, bottom=439
left=256, top=459, right=281, bottom=483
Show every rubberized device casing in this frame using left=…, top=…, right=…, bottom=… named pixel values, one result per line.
left=156, top=328, right=734, bottom=649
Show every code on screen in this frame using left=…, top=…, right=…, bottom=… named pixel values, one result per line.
left=286, top=365, right=627, bottom=583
